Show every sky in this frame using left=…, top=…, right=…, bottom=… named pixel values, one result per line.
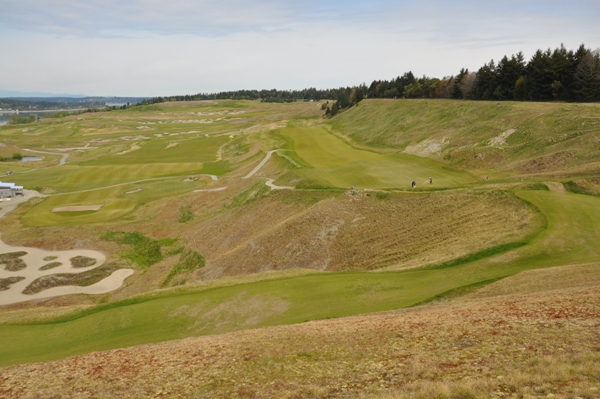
left=0, top=0, right=599, bottom=97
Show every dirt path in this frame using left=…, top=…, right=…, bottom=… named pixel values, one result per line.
left=243, top=150, right=277, bottom=179
left=0, top=191, right=133, bottom=306
left=24, top=148, right=69, bottom=166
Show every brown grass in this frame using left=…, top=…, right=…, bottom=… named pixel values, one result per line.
left=188, top=189, right=536, bottom=280
left=2, top=263, right=598, bottom=399
left=0, top=251, right=28, bottom=272
left=0, top=276, right=25, bottom=291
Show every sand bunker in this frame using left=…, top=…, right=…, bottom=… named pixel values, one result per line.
left=265, top=178, right=294, bottom=190
left=0, top=191, right=133, bottom=306
left=165, top=142, right=179, bottom=149
left=125, top=188, right=143, bottom=194
left=52, top=205, right=103, bottom=212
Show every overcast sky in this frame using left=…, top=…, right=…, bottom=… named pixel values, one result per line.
left=1, top=0, right=599, bottom=97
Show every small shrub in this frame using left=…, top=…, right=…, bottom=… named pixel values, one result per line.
left=162, top=249, right=206, bottom=287
left=39, top=262, right=62, bottom=271
left=178, top=205, right=193, bottom=223
left=0, top=251, right=28, bottom=271
left=70, top=256, right=96, bottom=268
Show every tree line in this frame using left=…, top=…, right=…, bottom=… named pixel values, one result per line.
left=140, top=44, right=600, bottom=114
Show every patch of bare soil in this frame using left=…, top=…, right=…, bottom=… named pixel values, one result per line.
left=190, top=190, right=535, bottom=279
left=2, top=264, right=599, bottom=399
left=520, top=151, right=575, bottom=174
left=544, top=181, right=565, bottom=193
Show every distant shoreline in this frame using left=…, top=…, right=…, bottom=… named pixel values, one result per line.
left=0, top=108, right=86, bottom=115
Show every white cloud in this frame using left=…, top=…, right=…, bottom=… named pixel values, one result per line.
left=0, top=0, right=598, bottom=96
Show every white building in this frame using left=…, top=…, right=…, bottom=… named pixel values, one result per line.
left=0, top=181, right=23, bottom=198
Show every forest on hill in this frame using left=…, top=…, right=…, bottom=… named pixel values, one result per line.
left=142, top=44, right=600, bottom=115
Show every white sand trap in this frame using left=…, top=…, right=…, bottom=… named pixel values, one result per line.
left=265, top=178, right=294, bottom=190
left=165, top=142, right=179, bottom=149
left=125, top=188, right=143, bottom=194
left=193, top=187, right=228, bottom=192
left=52, top=205, right=103, bottom=212
left=0, top=191, right=133, bottom=306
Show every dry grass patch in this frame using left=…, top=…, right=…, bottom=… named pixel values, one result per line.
left=192, top=189, right=537, bottom=278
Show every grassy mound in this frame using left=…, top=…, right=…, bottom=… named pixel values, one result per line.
left=330, top=99, right=600, bottom=175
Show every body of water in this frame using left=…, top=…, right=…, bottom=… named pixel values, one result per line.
left=20, top=156, right=43, bottom=162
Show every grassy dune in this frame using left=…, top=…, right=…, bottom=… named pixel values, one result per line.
left=331, top=99, right=600, bottom=175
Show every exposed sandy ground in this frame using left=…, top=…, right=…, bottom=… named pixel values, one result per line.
left=51, top=205, right=103, bottom=212
left=1, top=263, right=598, bottom=399
left=265, top=178, right=294, bottom=190
left=0, top=191, right=133, bottom=306
left=489, top=129, right=517, bottom=146
left=545, top=181, right=566, bottom=193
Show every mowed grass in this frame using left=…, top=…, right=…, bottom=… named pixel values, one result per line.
left=274, top=124, right=475, bottom=188
left=13, top=163, right=206, bottom=193
left=2, top=188, right=599, bottom=366
left=86, top=135, right=229, bottom=165
left=19, top=178, right=207, bottom=226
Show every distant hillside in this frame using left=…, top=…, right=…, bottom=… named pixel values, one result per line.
left=330, top=99, right=600, bottom=176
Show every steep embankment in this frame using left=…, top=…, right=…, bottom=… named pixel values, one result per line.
left=188, top=189, right=536, bottom=278
left=330, top=99, right=600, bottom=176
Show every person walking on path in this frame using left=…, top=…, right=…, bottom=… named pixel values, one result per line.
left=411, top=181, right=416, bottom=188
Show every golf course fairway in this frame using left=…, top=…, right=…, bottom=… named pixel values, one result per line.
left=274, top=124, right=475, bottom=189
left=1, top=188, right=598, bottom=367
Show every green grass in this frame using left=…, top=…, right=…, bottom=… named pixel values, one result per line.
left=19, top=178, right=207, bottom=226
left=101, top=232, right=169, bottom=268
left=85, top=135, right=228, bottom=165
left=2, top=189, right=600, bottom=367
left=273, top=124, right=475, bottom=189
